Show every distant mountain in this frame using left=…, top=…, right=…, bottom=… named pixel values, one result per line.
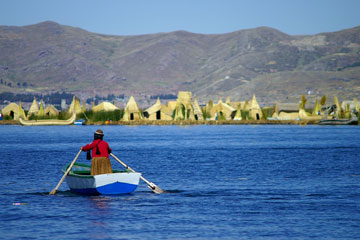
left=0, top=21, right=359, bottom=105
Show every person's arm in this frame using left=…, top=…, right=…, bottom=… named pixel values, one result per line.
left=81, top=140, right=97, bottom=151
left=108, top=145, right=112, bottom=153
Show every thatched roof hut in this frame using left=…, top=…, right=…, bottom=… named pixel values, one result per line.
left=234, top=105, right=242, bottom=120
left=122, top=96, right=143, bottom=121
left=28, top=97, right=39, bottom=116
left=93, top=102, right=119, bottom=112
left=172, top=91, right=203, bottom=120
left=166, top=101, right=177, bottom=112
left=173, top=92, right=194, bottom=120
left=1, top=102, right=26, bottom=120
left=192, top=97, right=203, bottom=120
left=68, top=96, right=82, bottom=115
left=44, top=105, right=59, bottom=117
left=143, top=98, right=173, bottom=120
left=249, top=95, right=263, bottom=120
left=209, top=99, right=236, bottom=120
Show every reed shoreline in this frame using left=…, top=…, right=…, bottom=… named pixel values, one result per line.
left=0, top=119, right=319, bottom=125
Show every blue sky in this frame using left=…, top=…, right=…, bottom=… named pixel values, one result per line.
left=1, top=0, right=359, bottom=36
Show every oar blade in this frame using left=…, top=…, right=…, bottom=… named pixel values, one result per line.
left=147, top=182, right=165, bottom=194
left=49, top=149, right=82, bottom=195
left=111, top=153, right=164, bottom=194
left=49, top=189, right=57, bottom=195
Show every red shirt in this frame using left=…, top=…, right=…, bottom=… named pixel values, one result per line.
left=82, top=139, right=111, bottom=158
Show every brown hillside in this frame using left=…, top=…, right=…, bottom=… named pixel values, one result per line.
left=0, top=21, right=359, bottom=104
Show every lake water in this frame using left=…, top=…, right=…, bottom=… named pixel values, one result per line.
left=0, top=125, right=360, bottom=239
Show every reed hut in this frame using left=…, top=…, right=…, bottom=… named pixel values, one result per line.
left=312, top=99, right=322, bottom=116
left=173, top=91, right=203, bottom=120
left=173, top=92, right=193, bottom=120
left=122, top=96, right=143, bottom=121
left=28, top=97, right=39, bottom=116
left=44, top=105, right=59, bottom=117
left=209, top=99, right=236, bottom=120
left=1, top=102, right=26, bottom=120
left=233, top=105, right=242, bottom=120
left=166, top=101, right=177, bottom=113
left=68, top=96, right=82, bottom=115
left=249, top=95, right=263, bottom=120
left=143, top=98, right=173, bottom=120
left=271, top=103, right=299, bottom=120
left=192, top=97, right=204, bottom=120
left=92, top=102, right=119, bottom=112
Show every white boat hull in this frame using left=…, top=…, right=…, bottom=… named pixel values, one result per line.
left=63, top=163, right=141, bottom=195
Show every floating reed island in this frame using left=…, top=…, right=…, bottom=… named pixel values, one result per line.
left=1, top=91, right=359, bottom=125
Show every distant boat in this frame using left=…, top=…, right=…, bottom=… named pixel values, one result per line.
left=74, top=118, right=86, bottom=125
left=19, top=113, right=76, bottom=126
left=63, top=162, right=141, bottom=195
left=319, top=117, right=358, bottom=125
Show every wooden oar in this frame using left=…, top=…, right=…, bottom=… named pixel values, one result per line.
left=110, top=153, right=164, bottom=194
left=49, top=149, right=82, bottom=195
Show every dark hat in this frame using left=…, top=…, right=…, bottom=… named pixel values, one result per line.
left=94, top=129, right=104, bottom=136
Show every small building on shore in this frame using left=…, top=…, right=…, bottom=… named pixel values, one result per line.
left=28, top=97, right=39, bottom=117
left=1, top=102, right=26, bottom=120
left=92, top=102, right=119, bottom=112
left=68, top=96, right=82, bottom=115
left=209, top=99, right=236, bottom=120
left=122, top=96, right=143, bottom=121
left=271, top=103, right=299, bottom=120
left=234, top=105, right=242, bottom=120
left=172, top=91, right=203, bottom=120
left=143, top=98, right=173, bottom=120
left=173, top=92, right=194, bottom=120
left=249, top=95, right=263, bottom=120
left=44, top=105, right=59, bottom=117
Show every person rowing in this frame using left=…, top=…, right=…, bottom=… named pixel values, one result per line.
left=81, top=129, right=112, bottom=175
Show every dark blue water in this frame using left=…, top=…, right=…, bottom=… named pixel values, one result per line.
left=1, top=125, right=360, bottom=239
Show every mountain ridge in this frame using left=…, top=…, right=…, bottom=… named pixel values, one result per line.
left=0, top=21, right=359, bottom=104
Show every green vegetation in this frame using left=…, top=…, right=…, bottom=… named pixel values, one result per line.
left=2, top=115, right=13, bottom=120
left=79, top=110, right=123, bottom=122
left=202, top=108, right=211, bottom=120
left=217, top=112, right=226, bottom=121
left=261, top=107, right=274, bottom=120
left=241, top=110, right=250, bottom=120
left=28, top=111, right=71, bottom=120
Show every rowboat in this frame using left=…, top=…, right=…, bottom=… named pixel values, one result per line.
left=63, top=162, right=141, bottom=195
left=19, top=113, right=76, bottom=126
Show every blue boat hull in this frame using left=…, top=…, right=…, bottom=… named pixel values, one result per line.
left=69, top=181, right=139, bottom=195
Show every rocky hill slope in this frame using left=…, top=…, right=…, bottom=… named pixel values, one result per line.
left=0, top=21, right=359, bottom=104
